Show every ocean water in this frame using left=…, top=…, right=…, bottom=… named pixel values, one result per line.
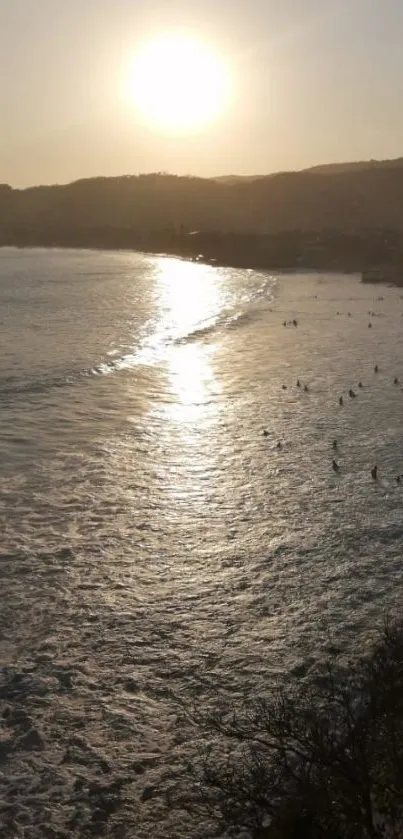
left=1, top=247, right=403, bottom=837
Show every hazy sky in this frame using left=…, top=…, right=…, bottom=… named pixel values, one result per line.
left=2, top=0, right=403, bottom=186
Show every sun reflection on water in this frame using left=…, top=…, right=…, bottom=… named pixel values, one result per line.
left=156, top=257, right=222, bottom=336
left=155, top=258, right=223, bottom=433
left=167, top=342, right=218, bottom=428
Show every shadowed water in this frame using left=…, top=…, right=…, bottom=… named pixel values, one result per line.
left=1, top=248, right=403, bottom=837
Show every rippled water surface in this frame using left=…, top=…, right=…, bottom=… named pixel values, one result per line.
left=1, top=248, right=403, bottom=837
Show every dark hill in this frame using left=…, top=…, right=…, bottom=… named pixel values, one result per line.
left=2, top=159, right=403, bottom=237
left=2, top=161, right=403, bottom=275
left=304, top=157, right=403, bottom=175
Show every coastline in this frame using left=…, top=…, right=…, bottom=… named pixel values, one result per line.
left=2, top=237, right=403, bottom=287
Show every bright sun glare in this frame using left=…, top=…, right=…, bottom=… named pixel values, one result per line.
left=127, top=34, right=231, bottom=135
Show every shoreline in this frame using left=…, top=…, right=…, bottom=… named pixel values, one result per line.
left=0, top=240, right=357, bottom=270
left=2, top=240, right=402, bottom=287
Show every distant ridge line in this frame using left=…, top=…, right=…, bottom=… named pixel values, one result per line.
left=3, top=155, right=403, bottom=238
left=213, top=157, right=403, bottom=183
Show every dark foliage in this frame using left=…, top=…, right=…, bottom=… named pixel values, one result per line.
left=182, top=620, right=403, bottom=838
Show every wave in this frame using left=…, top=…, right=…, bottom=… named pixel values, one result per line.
left=0, top=369, right=90, bottom=402
left=173, top=273, right=277, bottom=345
left=0, top=271, right=277, bottom=401
left=0, top=361, right=122, bottom=402
left=99, top=271, right=276, bottom=368
left=172, top=307, right=263, bottom=346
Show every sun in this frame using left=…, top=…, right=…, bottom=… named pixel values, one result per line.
left=127, top=33, right=231, bottom=135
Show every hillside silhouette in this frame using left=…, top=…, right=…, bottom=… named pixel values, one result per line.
left=2, top=158, right=403, bottom=275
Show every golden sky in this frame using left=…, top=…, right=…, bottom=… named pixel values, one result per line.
left=2, top=0, right=403, bottom=186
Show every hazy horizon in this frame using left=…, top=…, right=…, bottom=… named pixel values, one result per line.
left=3, top=156, right=403, bottom=193
left=2, top=0, right=403, bottom=188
